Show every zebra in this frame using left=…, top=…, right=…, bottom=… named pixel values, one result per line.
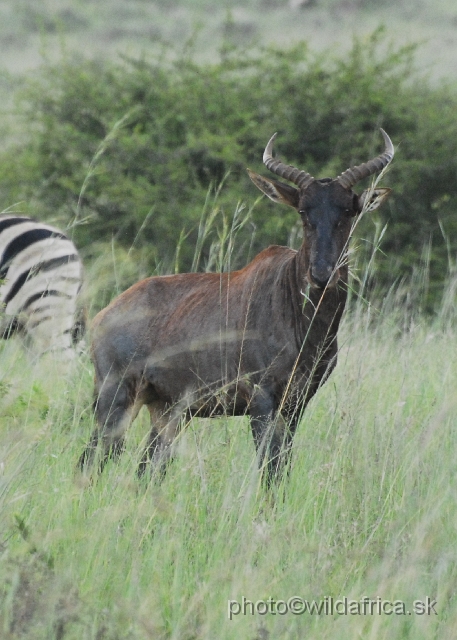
left=0, top=213, right=85, bottom=359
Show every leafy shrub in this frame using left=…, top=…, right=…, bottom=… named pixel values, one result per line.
left=2, top=28, right=457, bottom=310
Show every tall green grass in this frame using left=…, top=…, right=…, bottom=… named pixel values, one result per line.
left=1, top=204, right=457, bottom=638
left=1, top=291, right=456, bottom=638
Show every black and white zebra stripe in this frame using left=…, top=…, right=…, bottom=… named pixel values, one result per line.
left=0, top=214, right=84, bottom=358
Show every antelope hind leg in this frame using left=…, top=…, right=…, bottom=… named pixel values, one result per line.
left=138, top=401, right=182, bottom=479
left=79, top=379, right=140, bottom=472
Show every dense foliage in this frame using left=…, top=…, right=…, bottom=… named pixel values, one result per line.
left=2, top=29, right=457, bottom=309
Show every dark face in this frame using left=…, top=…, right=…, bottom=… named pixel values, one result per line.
left=298, top=180, right=359, bottom=289
left=247, top=159, right=391, bottom=291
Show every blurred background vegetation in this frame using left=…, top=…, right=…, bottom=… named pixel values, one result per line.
left=1, top=0, right=457, bottom=312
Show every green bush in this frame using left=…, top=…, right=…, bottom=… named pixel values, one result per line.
left=2, top=28, right=457, bottom=310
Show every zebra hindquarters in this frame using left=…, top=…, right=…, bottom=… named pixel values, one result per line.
left=0, top=219, right=83, bottom=361
left=21, top=261, right=82, bottom=360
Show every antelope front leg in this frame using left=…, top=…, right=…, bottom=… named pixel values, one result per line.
left=249, top=389, right=284, bottom=485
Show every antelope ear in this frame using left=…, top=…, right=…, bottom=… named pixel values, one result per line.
left=247, top=169, right=300, bottom=208
left=358, top=187, right=392, bottom=213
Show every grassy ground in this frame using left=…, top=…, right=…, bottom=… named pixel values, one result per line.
left=1, top=289, right=456, bottom=639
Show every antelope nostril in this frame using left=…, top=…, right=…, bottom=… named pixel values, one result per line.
left=311, top=264, right=333, bottom=286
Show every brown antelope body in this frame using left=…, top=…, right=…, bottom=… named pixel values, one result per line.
left=80, top=129, right=394, bottom=483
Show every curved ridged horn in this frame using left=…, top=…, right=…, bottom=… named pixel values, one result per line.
left=336, top=128, right=394, bottom=189
left=263, top=133, right=315, bottom=190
